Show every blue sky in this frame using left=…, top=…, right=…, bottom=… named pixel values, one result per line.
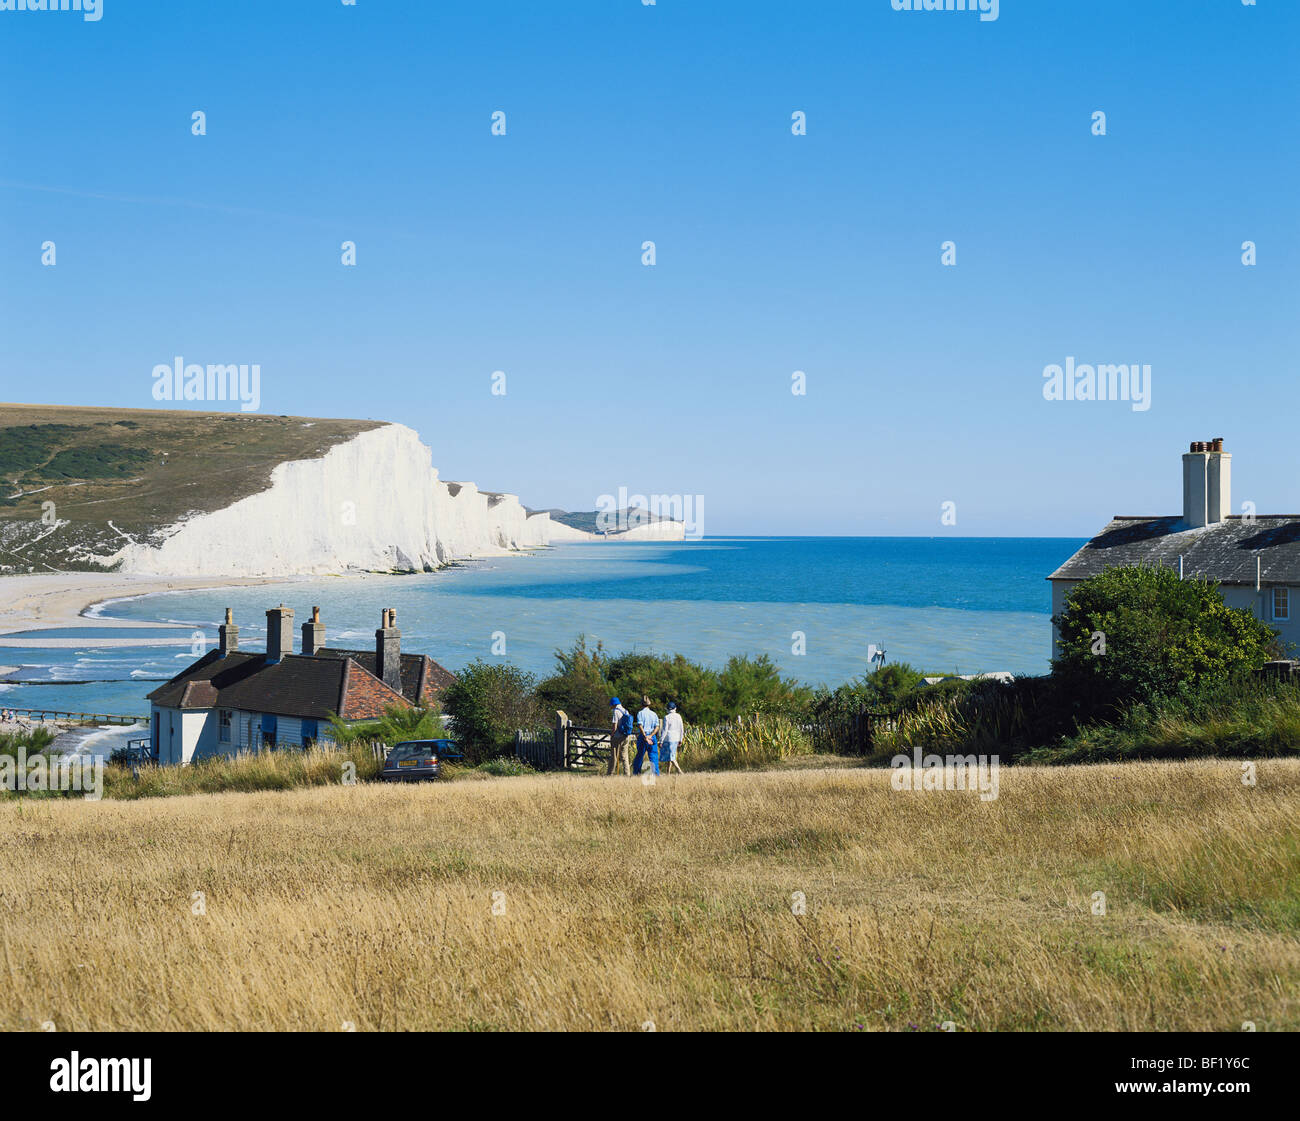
left=1, top=0, right=1296, bottom=536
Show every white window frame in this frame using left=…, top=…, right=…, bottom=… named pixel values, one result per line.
left=1272, top=586, right=1290, bottom=622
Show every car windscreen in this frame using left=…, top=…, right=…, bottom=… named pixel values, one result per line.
left=387, top=742, right=429, bottom=761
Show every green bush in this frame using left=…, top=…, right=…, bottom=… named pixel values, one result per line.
left=33, top=444, right=152, bottom=480
left=0, top=726, right=56, bottom=757
left=0, top=423, right=77, bottom=478
left=440, top=660, right=542, bottom=764
left=533, top=638, right=812, bottom=728
left=1030, top=676, right=1300, bottom=764
left=327, top=704, right=443, bottom=746
left=808, top=661, right=929, bottom=725
left=1053, top=565, right=1279, bottom=719
left=0, top=726, right=79, bottom=800
left=533, top=636, right=611, bottom=725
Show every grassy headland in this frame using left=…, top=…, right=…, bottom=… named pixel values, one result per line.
left=0, top=404, right=381, bottom=571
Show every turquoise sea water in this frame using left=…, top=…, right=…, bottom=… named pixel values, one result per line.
left=0, top=537, right=1085, bottom=718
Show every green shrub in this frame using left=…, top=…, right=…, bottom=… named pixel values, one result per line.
left=808, top=661, right=929, bottom=725
left=1053, top=565, right=1279, bottom=719
left=0, top=726, right=83, bottom=800
left=0, top=726, right=56, bottom=757
left=327, top=704, right=443, bottom=746
left=534, top=638, right=813, bottom=728
left=1031, top=675, right=1300, bottom=763
left=0, top=423, right=77, bottom=478
left=33, top=444, right=153, bottom=480
left=441, top=660, right=542, bottom=764
left=534, top=636, right=611, bottom=725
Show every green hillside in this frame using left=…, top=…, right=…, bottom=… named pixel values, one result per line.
left=0, top=404, right=381, bottom=573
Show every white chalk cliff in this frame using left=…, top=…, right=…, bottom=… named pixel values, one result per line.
left=544, top=519, right=688, bottom=542
left=113, top=424, right=574, bottom=577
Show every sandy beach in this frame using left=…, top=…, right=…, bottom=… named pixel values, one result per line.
left=0, top=573, right=281, bottom=648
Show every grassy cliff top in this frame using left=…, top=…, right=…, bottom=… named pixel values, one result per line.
left=0, top=404, right=384, bottom=571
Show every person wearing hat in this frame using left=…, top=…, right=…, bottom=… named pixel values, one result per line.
left=661, top=701, right=684, bottom=774
left=607, top=696, right=632, bottom=776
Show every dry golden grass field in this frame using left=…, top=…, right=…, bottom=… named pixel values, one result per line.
left=1, top=759, right=1297, bottom=1032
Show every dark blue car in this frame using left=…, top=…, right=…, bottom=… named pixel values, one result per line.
left=381, top=738, right=461, bottom=782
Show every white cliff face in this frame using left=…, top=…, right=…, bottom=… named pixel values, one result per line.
left=545, top=520, right=687, bottom=542
left=116, top=424, right=556, bottom=577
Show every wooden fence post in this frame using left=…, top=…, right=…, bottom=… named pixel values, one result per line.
left=554, top=710, right=569, bottom=770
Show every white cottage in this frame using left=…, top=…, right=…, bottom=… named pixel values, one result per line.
left=146, top=605, right=454, bottom=764
left=1048, top=439, right=1300, bottom=658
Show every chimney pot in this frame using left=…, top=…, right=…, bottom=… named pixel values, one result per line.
left=1182, top=438, right=1231, bottom=528
left=301, top=606, right=326, bottom=656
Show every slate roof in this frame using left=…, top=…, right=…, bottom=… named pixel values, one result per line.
left=315, top=648, right=456, bottom=706
left=146, top=650, right=409, bottom=720
left=1049, top=515, right=1300, bottom=585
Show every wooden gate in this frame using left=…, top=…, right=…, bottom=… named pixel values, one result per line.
left=513, top=712, right=613, bottom=771
left=564, top=724, right=612, bottom=770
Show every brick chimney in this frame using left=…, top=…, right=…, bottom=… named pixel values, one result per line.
left=375, top=607, right=402, bottom=694
left=301, top=605, right=325, bottom=656
left=1182, top=438, right=1230, bottom=529
left=218, top=608, right=239, bottom=657
left=266, top=604, right=294, bottom=664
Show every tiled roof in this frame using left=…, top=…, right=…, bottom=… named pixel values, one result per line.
left=315, top=648, right=456, bottom=706
left=146, top=650, right=408, bottom=720
left=1049, top=515, right=1300, bottom=585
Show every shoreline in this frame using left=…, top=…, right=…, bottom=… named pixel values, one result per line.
left=0, top=553, right=530, bottom=649
left=0, top=573, right=287, bottom=648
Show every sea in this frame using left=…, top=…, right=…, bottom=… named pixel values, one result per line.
left=0, top=537, right=1085, bottom=725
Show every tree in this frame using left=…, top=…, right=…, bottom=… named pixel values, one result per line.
left=1052, top=565, right=1279, bottom=715
left=716, top=654, right=812, bottom=718
left=534, top=641, right=815, bottom=728
left=440, top=660, right=542, bottom=763
left=607, top=651, right=725, bottom=724
left=807, top=662, right=927, bottom=724
left=534, top=636, right=611, bottom=726
left=863, top=662, right=927, bottom=708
